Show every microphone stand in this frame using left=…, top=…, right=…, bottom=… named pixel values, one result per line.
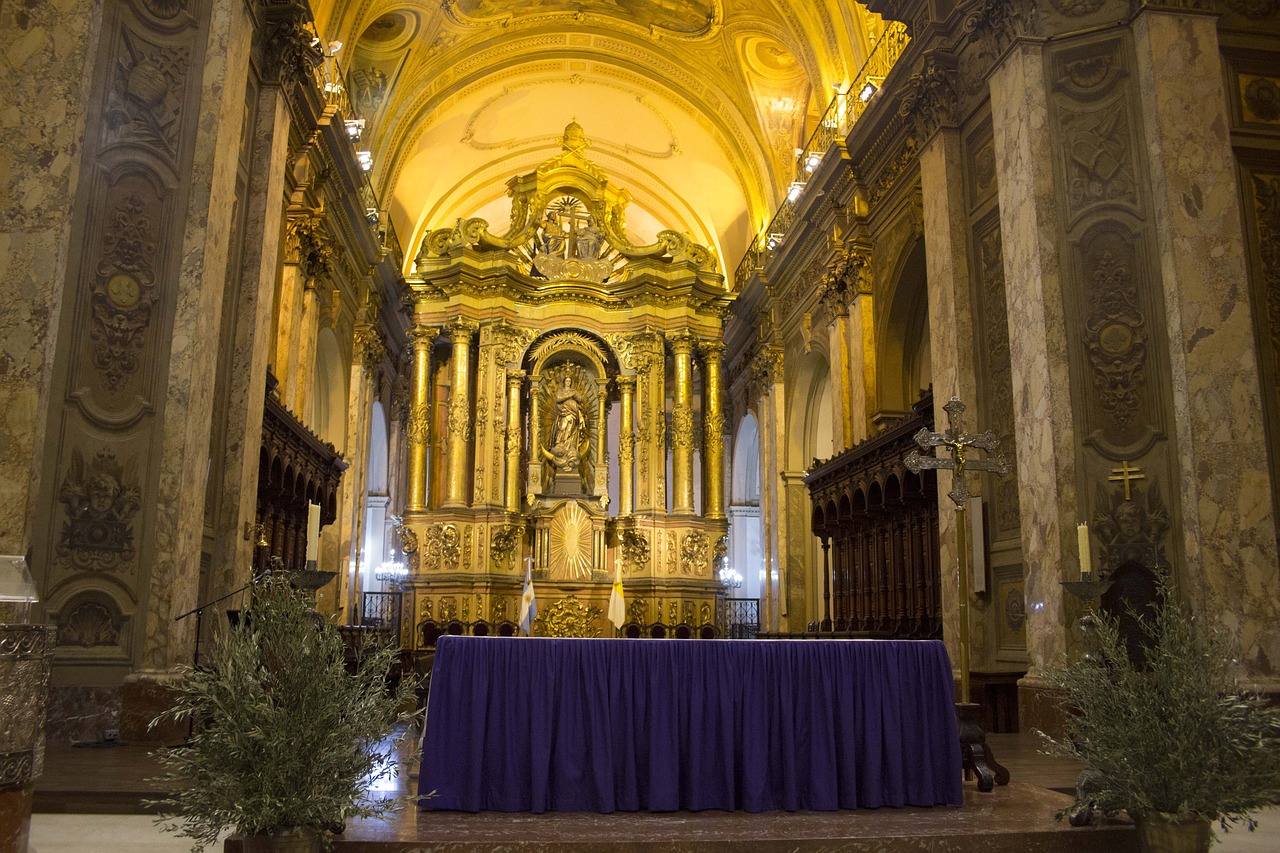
left=174, top=569, right=270, bottom=671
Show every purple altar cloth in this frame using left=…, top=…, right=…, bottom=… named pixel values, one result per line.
left=418, top=636, right=961, bottom=813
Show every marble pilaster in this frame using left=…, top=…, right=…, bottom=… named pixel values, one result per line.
left=919, top=127, right=985, bottom=676
left=989, top=42, right=1080, bottom=684
left=1132, top=8, right=1280, bottom=674
left=0, top=0, right=99, bottom=554
left=207, top=85, right=291, bottom=597
left=847, top=293, right=876, bottom=445
left=131, top=0, right=256, bottom=710
left=291, top=281, right=320, bottom=417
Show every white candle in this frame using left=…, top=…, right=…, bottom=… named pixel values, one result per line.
left=1077, top=522, right=1092, bottom=577
left=306, top=502, right=320, bottom=567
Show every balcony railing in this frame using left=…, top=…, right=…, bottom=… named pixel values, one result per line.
left=733, top=22, right=910, bottom=291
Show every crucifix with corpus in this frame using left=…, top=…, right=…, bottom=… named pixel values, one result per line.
left=905, top=395, right=1013, bottom=791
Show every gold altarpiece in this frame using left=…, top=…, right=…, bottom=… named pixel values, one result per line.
left=402, top=124, right=732, bottom=643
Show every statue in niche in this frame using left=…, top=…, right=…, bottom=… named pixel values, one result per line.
left=543, top=375, right=588, bottom=471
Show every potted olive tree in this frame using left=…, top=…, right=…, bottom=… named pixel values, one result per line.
left=150, top=574, right=421, bottom=852
left=1040, top=581, right=1280, bottom=852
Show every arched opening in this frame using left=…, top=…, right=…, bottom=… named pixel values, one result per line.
left=311, top=327, right=347, bottom=447
left=362, top=402, right=392, bottom=600
left=728, top=413, right=763, bottom=614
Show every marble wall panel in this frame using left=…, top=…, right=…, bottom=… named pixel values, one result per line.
left=1133, top=10, right=1280, bottom=678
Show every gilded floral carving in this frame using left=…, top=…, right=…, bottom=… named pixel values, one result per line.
left=680, top=531, right=708, bottom=575
left=535, top=595, right=600, bottom=638
left=621, top=529, right=649, bottom=569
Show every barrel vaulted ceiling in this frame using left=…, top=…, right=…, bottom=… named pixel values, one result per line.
left=313, top=1, right=884, bottom=279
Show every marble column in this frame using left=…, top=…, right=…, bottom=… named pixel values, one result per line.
left=504, top=370, right=525, bottom=513
left=755, top=346, right=787, bottom=631
left=617, top=376, right=636, bottom=516
left=443, top=318, right=477, bottom=508
left=596, top=386, right=609, bottom=498
left=919, top=126, right=986, bottom=677
left=989, top=43, right=1080, bottom=687
left=701, top=341, right=727, bottom=520
left=208, top=83, right=292, bottom=596
left=405, top=325, right=435, bottom=513
left=1132, top=7, right=1280, bottom=672
left=669, top=331, right=697, bottom=515
left=0, top=0, right=97, bottom=557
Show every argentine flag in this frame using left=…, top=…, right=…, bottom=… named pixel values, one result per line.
left=518, top=558, right=537, bottom=635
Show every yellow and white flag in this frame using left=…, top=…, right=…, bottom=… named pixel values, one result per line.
left=608, top=557, right=626, bottom=630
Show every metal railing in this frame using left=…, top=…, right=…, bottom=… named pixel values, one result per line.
left=721, top=597, right=760, bottom=640
left=733, top=22, right=910, bottom=291
left=362, top=590, right=403, bottom=642
left=309, top=50, right=404, bottom=267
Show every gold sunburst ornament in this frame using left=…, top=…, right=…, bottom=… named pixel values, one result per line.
left=548, top=500, right=593, bottom=580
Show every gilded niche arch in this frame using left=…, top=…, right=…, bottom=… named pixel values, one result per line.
left=524, top=329, right=619, bottom=496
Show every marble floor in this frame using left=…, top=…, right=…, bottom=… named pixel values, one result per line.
left=27, top=733, right=1280, bottom=852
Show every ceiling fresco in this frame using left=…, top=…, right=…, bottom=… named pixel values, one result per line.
left=312, top=0, right=883, bottom=280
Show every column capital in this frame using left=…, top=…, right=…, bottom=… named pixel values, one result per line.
left=699, top=339, right=726, bottom=361
left=668, top=328, right=698, bottom=356
left=615, top=374, right=637, bottom=392
left=445, top=316, right=478, bottom=340
left=505, top=368, right=526, bottom=387
left=409, top=324, right=440, bottom=350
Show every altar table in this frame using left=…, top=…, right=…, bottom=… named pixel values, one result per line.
left=418, top=636, right=962, bottom=813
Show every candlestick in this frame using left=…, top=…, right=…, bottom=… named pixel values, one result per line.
left=306, top=502, right=320, bottom=569
left=1077, top=521, right=1091, bottom=577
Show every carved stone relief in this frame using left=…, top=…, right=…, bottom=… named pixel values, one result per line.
left=56, top=449, right=142, bottom=572
left=1082, top=234, right=1149, bottom=441
left=1242, top=76, right=1280, bottom=124
left=90, top=190, right=162, bottom=391
left=1252, top=173, right=1280, bottom=373
left=58, top=599, right=121, bottom=648
left=1092, top=479, right=1170, bottom=575
left=104, top=29, right=190, bottom=158
left=975, top=225, right=1021, bottom=537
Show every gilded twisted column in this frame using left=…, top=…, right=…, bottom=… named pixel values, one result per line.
left=405, top=325, right=437, bottom=512
left=443, top=318, right=477, bottom=507
left=669, top=330, right=697, bottom=515
left=504, top=370, right=525, bottom=512
left=700, top=340, right=726, bottom=520
left=616, top=375, right=636, bottom=516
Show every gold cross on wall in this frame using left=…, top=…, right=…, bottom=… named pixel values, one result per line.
left=1108, top=460, right=1145, bottom=501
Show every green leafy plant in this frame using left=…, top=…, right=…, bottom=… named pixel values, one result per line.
left=1040, top=583, right=1280, bottom=839
left=150, top=575, right=422, bottom=851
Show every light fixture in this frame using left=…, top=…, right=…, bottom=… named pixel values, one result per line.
left=787, top=181, right=805, bottom=202
left=374, top=561, right=408, bottom=583
left=356, top=150, right=373, bottom=171
left=365, top=208, right=380, bottom=224
left=345, top=118, right=365, bottom=141
left=766, top=232, right=783, bottom=250
left=718, top=565, right=743, bottom=590
left=323, top=80, right=343, bottom=95
left=859, top=78, right=882, bottom=103
left=327, top=40, right=343, bottom=55
left=805, top=151, right=822, bottom=172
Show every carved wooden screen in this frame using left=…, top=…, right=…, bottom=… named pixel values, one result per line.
left=805, top=393, right=940, bottom=639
